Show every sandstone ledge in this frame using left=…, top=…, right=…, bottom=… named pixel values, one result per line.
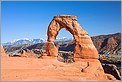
left=2, top=56, right=112, bottom=80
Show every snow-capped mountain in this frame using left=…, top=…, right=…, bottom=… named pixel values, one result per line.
left=3, top=37, right=73, bottom=46
left=3, top=38, right=45, bottom=46
left=55, top=37, right=72, bottom=42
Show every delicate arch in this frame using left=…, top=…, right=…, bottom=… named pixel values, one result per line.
left=46, top=15, right=99, bottom=60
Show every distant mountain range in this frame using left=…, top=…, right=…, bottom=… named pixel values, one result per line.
left=3, top=32, right=121, bottom=55
left=3, top=37, right=72, bottom=46
left=3, top=38, right=45, bottom=46
left=92, top=32, right=121, bottom=54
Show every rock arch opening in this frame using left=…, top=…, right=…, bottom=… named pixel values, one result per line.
left=46, top=15, right=99, bottom=60
left=56, top=28, right=73, bottom=42
left=54, top=28, right=75, bottom=63
left=55, top=28, right=74, bottom=51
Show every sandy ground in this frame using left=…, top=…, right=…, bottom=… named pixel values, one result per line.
left=1, top=55, right=108, bottom=81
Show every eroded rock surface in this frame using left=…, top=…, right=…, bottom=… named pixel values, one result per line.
left=1, top=46, right=7, bottom=57
left=2, top=57, right=109, bottom=80
left=46, top=15, right=98, bottom=59
left=46, top=42, right=58, bottom=57
left=102, top=64, right=121, bottom=80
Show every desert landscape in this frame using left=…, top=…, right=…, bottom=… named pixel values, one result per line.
left=1, top=54, right=109, bottom=81
left=1, top=15, right=121, bottom=81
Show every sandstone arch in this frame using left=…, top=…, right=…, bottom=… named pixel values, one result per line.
left=46, top=15, right=99, bottom=59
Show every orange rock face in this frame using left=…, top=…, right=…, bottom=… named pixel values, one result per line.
left=1, top=57, right=109, bottom=80
left=46, top=15, right=98, bottom=59
left=1, top=46, right=7, bottom=57
left=105, top=74, right=117, bottom=80
left=46, top=42, right=58, bottom=57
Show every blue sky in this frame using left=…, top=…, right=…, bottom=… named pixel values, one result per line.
left=1, top=1, right=121, bottom=43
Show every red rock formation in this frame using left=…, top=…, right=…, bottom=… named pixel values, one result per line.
left=105, top=37, right=118, bottom=51
left=92, top=33, right=121, bottom=54
left=46, top=15, right=99, bottom=59
left=1, top=46, right=7, bottom=57
left=46, top=42, right=58, bottom=57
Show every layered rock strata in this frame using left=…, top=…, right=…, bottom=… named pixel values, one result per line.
left=46, top=15, right=98, bottom=59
